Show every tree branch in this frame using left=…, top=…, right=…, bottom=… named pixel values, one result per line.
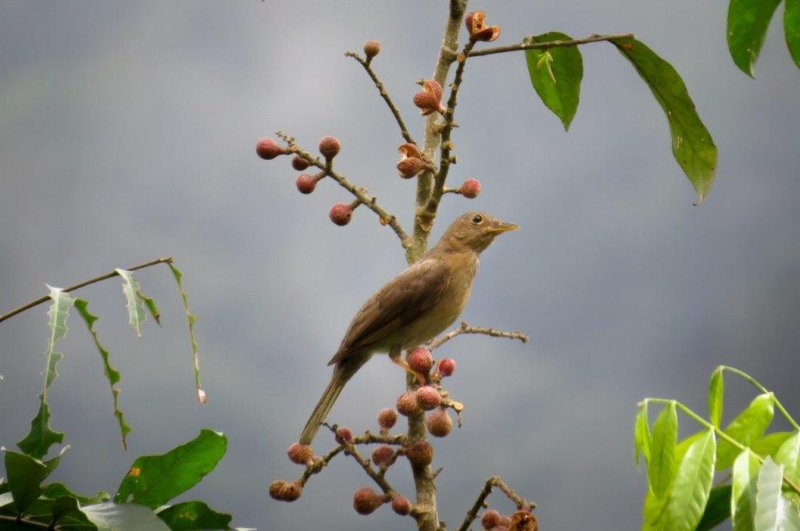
left=457, top=476, right=536, bottom=531
left=428, top=321, right=529, bottom=350
left=468, top=32, right=636, bottom=58
left=276, top=131, right=411, bottom=248
left=346, top=51, right=416, bottom=145
left=0, top=257, right=174, bottom=324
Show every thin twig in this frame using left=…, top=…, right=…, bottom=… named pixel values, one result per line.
left=428, top=321, right=529, bottom=350
left=276, top=131, right=411, bottom=248
left=468, top=33, right=636, bottom=58
left=458, top=476, right=536, bottom=531
left=346, top=51, right=416, bottom=145
left=0, top=257, right=174, bottom=324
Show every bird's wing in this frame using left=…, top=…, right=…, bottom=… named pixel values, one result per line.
left=328, top=258, right=450, bottom=366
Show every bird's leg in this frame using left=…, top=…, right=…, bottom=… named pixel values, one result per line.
left=389, top=347, right=427, bottom=386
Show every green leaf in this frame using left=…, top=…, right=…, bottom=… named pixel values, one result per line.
left=774, top=432, right=800, bottom=485
left=156, top=501, right=233, bottom=530
left=635, top=400, right=652, bottom=466
left=727, top=0, right=782, bottom=77
left=732, top=448, right=760, bottom=530
left=116, top=269, right=148, bottom=337
left=74, top=299, right=132, bottom=450
left=168, top=262, right=205, bottom=403
left=649, top=401, right=678, bottom=498
left=752, top=432, right=795, bottom=459
left=137, top=287, right=161, bottom=325
left=611, top=37, right=717, bottom=204
left=754, top=457, right=791, bottom=531
left=718, top=393, right=775, bottom=470
left=696, top=484, right=732, bottom=531
left=787, top=0, right=800, bottom=69
left=3, top=447, right=66, bottom=515
left=41, top=483, right=111, bottom=505
left=709, top=366, right=725, bottom=428
left=662, top=429, right=717, bottom=531
left=114, top=429, right=226, bottom=509
left=17, top=287, right=75, bottom=459
left=523, top=32, right=583, bottom=130
left=82, top=502, right=170, bottom=531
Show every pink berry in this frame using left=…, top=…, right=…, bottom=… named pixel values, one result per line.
left=438, top=358, right=456, bottom=377
left=396, top=391, right=421, bottom=416
left=287, top=442, right=314, bottom=465
left=292, top=155, right=310, bottom=171
left=353, top=487, right=384, bottom=515
left=482, top=509, right=502, bottom=529
left=371, top=445, right=394, bottom=466
left=256, top=137, right=287, bottom=160
left=336, top=426, right=353, bottom=443
left=378, top=408, right=398, bottom=430
left=426, top=408, right=453, bottom=438
left=391, top=495, right=412, bottom=515
left=408, top=347, right=433, bottom=374
left=461, top=178, right=481, bottom=199
left=278, top=481, right=303, bottom=502
left=329, top=203, right=353, bottom=226
left=319, top=136, right=341, bottom=159
left=296, top=174, right=318, bottom=194
left=415, top=385, right=441, bottom=411
left=405, top=440, right=433, bottom=468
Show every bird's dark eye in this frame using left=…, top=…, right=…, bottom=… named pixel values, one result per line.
left=471, top=214, right=484, bottom=224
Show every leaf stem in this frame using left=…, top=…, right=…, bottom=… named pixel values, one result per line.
left=0, top=257, right=174, bottom=324
left=720, top=366, right=800, bottom=431
left=467, top=33, right=636, bottom=58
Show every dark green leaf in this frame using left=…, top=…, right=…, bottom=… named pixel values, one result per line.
left=732, top=448, right=760, bottom=530
left=717, top=393, right=774, bottom=470
left=137, top=288, right=161, bottom=325
left=635, top=400, right=651, bottom=466
left=709, top=367, right=724, bottom=428
left=3, top=447, right=65, bottom=515
left=42, top=483, right=111, bottom=506
left=74, top=299, right=132, bottom=450
left=612, top=37, right=717, bottom=204
left=82, top=502, right=170, bottom=531
left=157, top=501, right=232, bottom=530
left=727, top=0, right=782, bottom=77
left=17, top=400, right=64, bottom=460
left=696, top=484, right=731, bottom=531
left=168, top=262, right=205, bottom=403
left=51, top=495, right=95, bottom=529
left=787, top=0, right=800, bottom=69
left=662, top=429, right=717, bottom=531
left=649, top=401, right=678, bottom=497
left=114, top=430, right=226, bottom=509
left=524, top=32, right=583, bottom=130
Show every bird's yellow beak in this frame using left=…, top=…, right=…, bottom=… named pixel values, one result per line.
left=488, top=221, right=519, bottom=233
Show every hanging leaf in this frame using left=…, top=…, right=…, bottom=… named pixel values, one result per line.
left=168, top=262, right=205, bottom=403
left=774, top=432, right=800, bottom=485
left=709, top=366, right=725, bottom=428
left=649, top=401, right=678, bottom=498
left=523, top=32, right=584, bottom=130
left=717, top=393, right=775, bottom=470
left=74, top=298, right=132, bottom=450
left=635, top=400, right=652, bottom=466
left=696, top=484, right=732, bottom=531
left=727, top=0, right=783, bottom=77
left=732, top=448, right=760, bottom=530
left=661, top=429, right=717, bottom=531
left=612, top=37, right=717, bottom=204
left=17, top=287, right=75, bottom=458
left=116, top=269, right=148, bottom=337
left=114, top=430, right=226, bottom=509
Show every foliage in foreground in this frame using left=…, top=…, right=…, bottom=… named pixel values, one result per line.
left=636, top=366, right=800, bottom=531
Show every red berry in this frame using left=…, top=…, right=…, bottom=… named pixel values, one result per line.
left=353, top=487, right=384, bottom=515
left=405, top=440, right=433, bottom=469
left=408, top=347, right=433, bottom=374
left=319, top=136, right=341, bottom=159
left=438, top=358, right=456, bottom=377
left=426, top=408, right=453, bottom=438
left=296, top=173, right=318, bottom=194
left=336, top=426, right=353, bottom=443
left=378, top=408, right=398, bottom=430
left=278, top=481, right=303, bottom=502
left=461, top=178, right=481, bottom=199
left=291, top=155, right=310, bottom=171
left=482, top=509, right=502, bottom=529
left=396, top=391, right=421, bottom=416
left=371, top=445, right=394, bottom=466
left=415, top=385, right=441, bottom=411
left=363, top=40, right=381, bottom=60
left=329, top=203, right=353, bottom=226
left=287, top=442, right=314, bottom=465
left=256, top=137, right=287, bottom=160
left=391, top=495, right=412, bottom=515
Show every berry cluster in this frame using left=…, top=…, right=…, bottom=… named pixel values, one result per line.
left=481, top=508, right=538, bottom=531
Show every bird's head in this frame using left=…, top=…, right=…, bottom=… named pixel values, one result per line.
left=439, top=211, right=518, bottom=253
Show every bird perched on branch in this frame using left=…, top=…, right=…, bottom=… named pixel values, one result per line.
left=299, top=211, right=518, bottom=445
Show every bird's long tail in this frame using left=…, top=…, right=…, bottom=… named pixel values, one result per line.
left=299, top=361, right=359, bottom=445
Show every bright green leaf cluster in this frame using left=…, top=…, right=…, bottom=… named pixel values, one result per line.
left=636, top=366, right=800, bottom=530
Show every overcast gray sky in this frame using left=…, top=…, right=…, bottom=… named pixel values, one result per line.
left=1, top=2, right=799, bottom=529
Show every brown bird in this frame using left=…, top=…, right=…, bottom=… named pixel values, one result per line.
left=299, top=211, right=518, bottom=445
